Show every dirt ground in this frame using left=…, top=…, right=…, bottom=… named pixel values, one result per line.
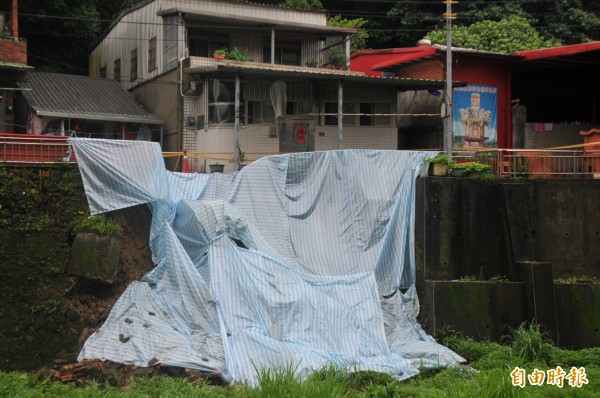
left=68, top=204, right=157, bottom=354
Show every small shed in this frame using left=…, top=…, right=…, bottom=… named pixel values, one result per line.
left=15, top=71, right=164, bottom=144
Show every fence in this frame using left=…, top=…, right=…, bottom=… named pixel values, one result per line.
left=453, top=148, right=600, bottom=179
left=2, top=134, right=600, bottom=178
left=1, top=134, right=74, bottom=164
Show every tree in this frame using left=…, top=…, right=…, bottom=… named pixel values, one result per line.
left=425, top=16, right=561, bottom=53
left=280, top=0, right=323, bottom=10
left=19, top=0, right=101, bottom=74
left=327, top=16, right=368, bottom=52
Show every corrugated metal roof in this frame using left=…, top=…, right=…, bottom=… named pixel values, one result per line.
left=187, top=57, right=464, bottom=90
left=17, top=72, right=163, bottom=124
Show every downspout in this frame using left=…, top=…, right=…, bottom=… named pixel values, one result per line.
left=178, top=12, right=187, bottom=153
left=234, top=73, right=241, bottom=170
left=271, top=29, right=275, bottom=64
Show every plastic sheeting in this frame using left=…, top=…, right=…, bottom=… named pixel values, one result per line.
left=71, top=138, right=464, bottom=385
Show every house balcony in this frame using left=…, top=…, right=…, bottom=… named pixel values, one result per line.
left=0, top=35, right=27, bottom=65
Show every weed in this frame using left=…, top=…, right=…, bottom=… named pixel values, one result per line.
left=555, top=275, right=600, bottom=284
left=457, top=275, right=479, bottom=282
left=503, top=321, right=554, bottom=363
left=73, top=215, right=123, bottom=237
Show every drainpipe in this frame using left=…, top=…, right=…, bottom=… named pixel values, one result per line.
left=234, top=73, right=241, bottom=170
left=271, top=29, right=275, bottom=64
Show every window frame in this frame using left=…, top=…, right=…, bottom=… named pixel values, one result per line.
left=130, top=48, right=138, bottom=82
left=114, top=58, right=121, bottom=82
left=148, top=37, right=157, bottom=73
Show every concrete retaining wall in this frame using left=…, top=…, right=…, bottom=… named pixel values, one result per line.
left=415, top=177, right=600, bottom=347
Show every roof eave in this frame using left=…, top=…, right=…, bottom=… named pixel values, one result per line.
left=159, top=7, right=356, bottom=34
left=32, top=109, right=164, bottom=125
left=186, top=63, right=465, bottom=90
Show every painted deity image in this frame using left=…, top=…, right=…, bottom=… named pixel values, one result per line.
left=459, top=93, right=492, bottom=148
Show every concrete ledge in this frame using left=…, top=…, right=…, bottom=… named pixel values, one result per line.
left=555, top=282, right=600, bottom=349
left=423, top=280, right=526, bottom=341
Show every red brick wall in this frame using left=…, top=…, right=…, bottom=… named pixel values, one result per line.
left=394, top=59, right=444, bottom=80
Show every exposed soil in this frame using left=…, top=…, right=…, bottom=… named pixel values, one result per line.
left=35, top=358, right=225, bottom=389
left=0, top=166, right=155, bottom=371
left=67, top=204, right=156, bottom=354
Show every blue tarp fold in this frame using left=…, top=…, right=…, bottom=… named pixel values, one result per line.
left=71, top=138, right=463, bottom=385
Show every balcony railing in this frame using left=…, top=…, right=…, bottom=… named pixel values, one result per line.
left=453, top=148, right=600, bottom=179
left=1, top=134, right=74, bottom=164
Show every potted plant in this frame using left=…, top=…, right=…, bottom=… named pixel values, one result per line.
left=209, top=163, right=225, bottom=173
left=328, top=48, right=348, bottom=70
left=450, top=161, right=467, bottom=177
left=424, top=153, right=451, bottom=176
left=213, top=48, right=228, bottom=60
left=463, top=162, right=493, bottom=179
left=225, top=47, right=245, bottom=61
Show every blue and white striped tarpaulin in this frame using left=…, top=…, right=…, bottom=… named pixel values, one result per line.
left=71, top=138, right=464, bottom=385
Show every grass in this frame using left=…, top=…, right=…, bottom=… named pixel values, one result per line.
left=1, top=323, right=599, bottom=397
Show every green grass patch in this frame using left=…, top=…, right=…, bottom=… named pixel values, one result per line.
left=2, top=323, right=599, bottom=397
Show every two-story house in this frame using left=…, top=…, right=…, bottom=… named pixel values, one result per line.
left=90, top=0, right=451, bottom=172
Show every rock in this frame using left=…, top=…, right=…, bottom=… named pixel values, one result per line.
left=67, top=232, right=122, bottom=283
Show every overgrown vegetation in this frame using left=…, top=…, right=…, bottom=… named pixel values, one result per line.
left=555, top=275, right=600, bottom=284
left=72, top=214, right=123, bottom=237
left=0, top=166, right=89, bottom=371
left=1, top=322, right=598, bottom=396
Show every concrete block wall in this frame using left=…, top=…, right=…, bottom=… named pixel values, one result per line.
left=415, top=177, right=600, bottom=348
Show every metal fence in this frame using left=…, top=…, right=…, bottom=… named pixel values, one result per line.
left=1, top=134, right=74, bottom=164
left=2, top=134, right=600, bottom=179
left=453, top=149, right=600, bottom=179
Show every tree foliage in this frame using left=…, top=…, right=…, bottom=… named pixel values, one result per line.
left=425, top=16, right=561, bottom=53
left=327, top=16, right=368, bottom=52
left=280, top=0, right=323, bottom=10
left=16, top=0, right=600, bottom=73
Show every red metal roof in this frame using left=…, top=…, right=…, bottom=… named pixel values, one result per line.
left=371, top=47, right=437, bottom=71
left=516, top=41, right=600, bottom=61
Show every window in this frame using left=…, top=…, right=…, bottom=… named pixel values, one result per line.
left=360, top=103, right=391, bottom=126
left=99, top=66, right=106, bottom=78
left=114, top=58, right=121, bottom=82
left=324, top=102, right=355, bottom=126
left=208, top=78, right=244, bottom=124
left=148, top=37, right=157, bottom=72
left=130, top=48, right=138, bottom=82
left=188, top=29, right=228, bottom=58
left=263, top=41, right=300, bottom=65
left=247, top=101, right=275, bottom=124
left=374, top=103, right=391, bottom=126
left=163, top=15, right=178, bottom=70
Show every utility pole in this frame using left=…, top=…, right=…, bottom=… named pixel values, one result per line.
left=443, top=1, right=457, bottom=158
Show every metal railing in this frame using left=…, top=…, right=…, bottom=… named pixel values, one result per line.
left=453, top=148, right=600, bottom=179
left=1, top=134, right=74, bottom=164
left=2, top=134, right=599, bottom=179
